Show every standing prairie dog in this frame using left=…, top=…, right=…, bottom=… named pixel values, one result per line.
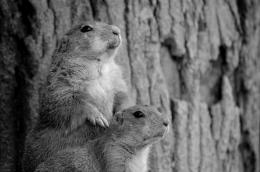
left=43, top=21, right=129, bottom=129
left=22, top=22, right=129, bottom=172
left=35, top=105, right=169, bottom=172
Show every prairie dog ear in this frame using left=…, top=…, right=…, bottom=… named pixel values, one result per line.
left=114, top=111, right=124, bottom=125
left=57, top=36, right=69, bottom=53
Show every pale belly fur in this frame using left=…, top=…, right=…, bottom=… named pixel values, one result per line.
left=87, top=60, right=120, bottom=111
left=127, top=146, right=151, bottom=172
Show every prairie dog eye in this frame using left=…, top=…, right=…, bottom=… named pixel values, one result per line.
left=80, top=25, right=93, bottom=33
left=133, top=111, right=145, bottom=118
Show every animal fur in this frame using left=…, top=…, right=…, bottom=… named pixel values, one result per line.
left=22, top=21, right=129, bottom=172
left=35, top=105, right=169, bottom=172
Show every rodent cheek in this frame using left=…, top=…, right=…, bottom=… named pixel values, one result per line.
left=78, top=39, right=91, bottom=51
left=142, top=125, right=151, bottom=139
left=91, top=36, right=107, bottom=52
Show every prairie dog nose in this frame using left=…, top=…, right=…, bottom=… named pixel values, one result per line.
left=163, top=120, right=169, bottom=127
left=111, top=25, right=120, bottom=35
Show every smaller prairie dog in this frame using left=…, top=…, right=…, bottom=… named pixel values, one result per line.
left=35, top=105, right=169, bottom=172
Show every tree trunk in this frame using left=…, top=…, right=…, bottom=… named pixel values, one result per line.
left=0, top=0, right=259, bottom=172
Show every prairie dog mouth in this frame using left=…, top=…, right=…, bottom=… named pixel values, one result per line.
left=141, top=127, right=168, bottom=146
left=107, top=36, right=121, bottom=49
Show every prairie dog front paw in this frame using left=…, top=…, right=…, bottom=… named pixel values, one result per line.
left=87, top=111, right=109, bottom=127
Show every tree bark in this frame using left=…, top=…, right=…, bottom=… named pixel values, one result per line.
left=0, top=0, right=259, bottom=172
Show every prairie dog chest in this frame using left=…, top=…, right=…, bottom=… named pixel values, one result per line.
left=99, top=61, right=118, bottom=88
left=127, top=147, right=150, bottom=172
left=88, top=60, right=120, bottom=97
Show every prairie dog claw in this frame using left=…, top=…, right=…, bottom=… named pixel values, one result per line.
left=88, top=112, right=109, bottom=128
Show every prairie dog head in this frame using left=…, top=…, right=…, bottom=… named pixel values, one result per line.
left=112, top=105, right=169, bottom=148
left=57, top=21, right=121, bottom=61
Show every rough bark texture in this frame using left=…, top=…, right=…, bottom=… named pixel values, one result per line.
left=0, top=0, right=259, bottom=172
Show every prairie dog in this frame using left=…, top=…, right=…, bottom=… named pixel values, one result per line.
left=22, top=22, right=129, bottom=172
left=43, top=21, right=128, bottom=129
left=35, top=105, right=169, bottom=172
